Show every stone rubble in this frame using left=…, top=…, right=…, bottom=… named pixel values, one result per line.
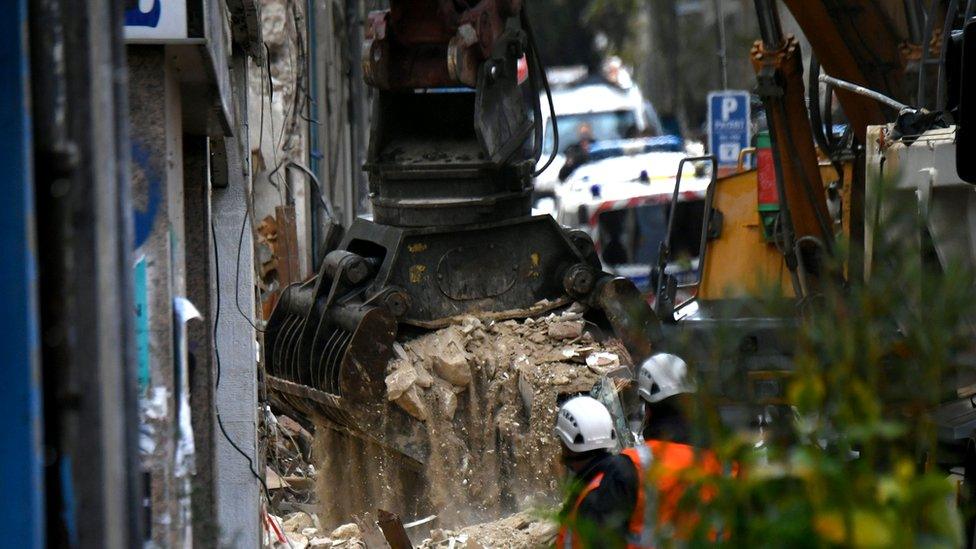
left=268, top=305, right=635, bottom=544
left=269, top=512, right=365, bottom=549
left=416, top=511, right=558, bottom=548
left=311, top=307, right=633, bottom=528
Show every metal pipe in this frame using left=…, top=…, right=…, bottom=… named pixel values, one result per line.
left=754, top=0, right=784, bottom=49
left=808, top=57, right=845, bottom=183
left=936, top=0, right=961, bottom=111
left=918, top=0, right=943, bottom=108
left=713, top=0, right=729, bottom=89
left=819, top=73, right=912, bottom=112
left=905, top=0, right=923, bottom=43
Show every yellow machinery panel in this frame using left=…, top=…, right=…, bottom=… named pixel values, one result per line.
left=698, top=168, right=795, bottom=300
left=697, top=164, right=849, bottom=301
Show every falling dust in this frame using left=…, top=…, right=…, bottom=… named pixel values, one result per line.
left=313, top=305, right=634, bottom=533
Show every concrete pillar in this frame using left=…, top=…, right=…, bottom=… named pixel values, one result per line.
left=183, top=135, right=219, bottom=547
left=127, top=45, right=187, bottom=547
left=34, top=0, right=139, bottom=545
left=212, top=52, right=261, bottom=547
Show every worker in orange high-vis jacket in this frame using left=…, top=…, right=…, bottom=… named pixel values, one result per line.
left=621, top=353, right=725, bottom=546
left=554, top=396, right=639, bottom=548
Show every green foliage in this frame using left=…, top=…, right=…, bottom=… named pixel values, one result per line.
left=692, top=179, right=973, bottom=546
left=562, top=177, right=974, bottom=547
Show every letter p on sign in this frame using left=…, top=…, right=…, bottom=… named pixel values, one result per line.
left=721, top=97, right=738, bottom=121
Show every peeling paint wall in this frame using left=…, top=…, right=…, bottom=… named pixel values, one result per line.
left=248, top=0, right=379, bottom=310
left=249, top=0, right=317, bottom=320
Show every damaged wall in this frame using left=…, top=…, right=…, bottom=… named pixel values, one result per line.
left=250, top=0, right=314, bottom=319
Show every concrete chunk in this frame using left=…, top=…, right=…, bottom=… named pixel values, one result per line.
left=433, top=381, right=458, bottom=419
left=385, top=366, right=418, bottom=401
left=430, top=327, right=472, bottom=386
left=395, top=385, right=429, bottom=421
left=283, top=512, right=315, bottom=533
left=330, top=523, right=362, bottom=540
left=415, top=365, right=434, bottom=388
left=586, top=352, right=620, bottom=373
left=548, top=321, right=584, bottom=340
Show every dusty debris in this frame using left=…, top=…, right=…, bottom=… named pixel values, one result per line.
left=313, top=306, right=633, bottom=530
left=267, top=467, right=290, bottom=490
left=547, top=320, right=584, bottom=340
left=284, top=475, right=316, bottom=491
left=386, top=365, right=420, bottom=400
left=265, top=406, right=322, bottom=544
left=398, top=385, right=431, bottom=421
left=431, top=381, right=459, bottom=419
left=284, top=531, right=309, bottom=548
left=284, top=511, right=315, bottom=533
left=429, top=326, right=473, bottom=387
left=330, top=523, right=362, bottom=540
left=279, top=414, right=313, bottom=440
left=417, top=511, right=558, bottom=548
left=386, top=364, right=431, bottom=420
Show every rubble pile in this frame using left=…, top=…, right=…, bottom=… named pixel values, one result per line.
left=267, top=510, right=366, bottom=549
left=314, top=306, right=633, bottom=529
left=417, top=512, right=558, bottom=548
left=266, top=411, right=319, bottom=515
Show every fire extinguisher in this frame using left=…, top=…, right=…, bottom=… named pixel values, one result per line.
left=756, top=131, right=779, bottom=241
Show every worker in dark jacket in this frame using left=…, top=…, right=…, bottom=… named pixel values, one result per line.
left=554, top=396, right=638, bottom=548
left=558, top=124, right=595, bottom=181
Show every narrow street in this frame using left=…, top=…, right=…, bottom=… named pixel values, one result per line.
left=4, top=1, right=976, bottom=547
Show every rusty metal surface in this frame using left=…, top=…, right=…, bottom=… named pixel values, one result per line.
left=377, top=510, right=413, bottom=549
left=780, top=0, right=903, bottom=137
left=364, top=0, right=522, bottom=90
left=274, top=205, right=302, bottom=286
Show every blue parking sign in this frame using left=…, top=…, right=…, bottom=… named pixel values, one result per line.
left=708, top=91, right=751, bottom=168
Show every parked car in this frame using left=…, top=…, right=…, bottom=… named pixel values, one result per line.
left=533, top=64, right=662, bottom=201
left=546, top=136, right=711, bottom=294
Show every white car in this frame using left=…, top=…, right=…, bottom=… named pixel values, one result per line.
left=547, top=137, right=711, bottom=293
left=533, top=73, right=661, bottom=200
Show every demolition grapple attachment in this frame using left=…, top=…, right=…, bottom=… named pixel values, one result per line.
left=263, top=0, right=660, bottom=461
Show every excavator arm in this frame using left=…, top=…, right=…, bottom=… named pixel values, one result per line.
left=781, top=0, right=907, bottom=139
left=745, top=0, right=913, bottom=295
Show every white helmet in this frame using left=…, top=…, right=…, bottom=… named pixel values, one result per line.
left=554, top=396, right=617, bottom=453
left=638, top=353, right=695, bottom=403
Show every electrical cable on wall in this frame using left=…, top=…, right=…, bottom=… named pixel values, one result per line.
left=210, top=218, right=272, bottom=504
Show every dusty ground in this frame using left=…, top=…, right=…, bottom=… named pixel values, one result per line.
left=417, top=511, right=558, bottom=548
left=269, top=510, right=557, bottom=549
